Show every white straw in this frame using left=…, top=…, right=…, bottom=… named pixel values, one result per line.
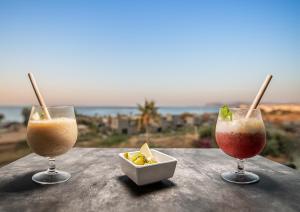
left=246, top=74, right=273, bottom=118
left=27, top=73, right=51, bottom=119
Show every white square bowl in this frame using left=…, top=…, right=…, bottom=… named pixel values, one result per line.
left=119, top=149, right=177, bottom=186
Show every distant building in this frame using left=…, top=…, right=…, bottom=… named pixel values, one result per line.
left=148, top=122, right=161, bottom=133
left=105, top=113, right=213, bottom=135
left=102, top=116, right=112, bottom=128
left=159, top=117, right=170, bottom=131
left=110, top=115, right=137, bottom=135
left=166, top=114, right=184, bottom=128
left=185, top=115, right=201, bottom=126
left=78, top=124, right=89, bottom=135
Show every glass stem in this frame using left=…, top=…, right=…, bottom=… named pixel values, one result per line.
left=237, top=159, right=245, bottom=175
left=47, top=157, right=56, bottom=174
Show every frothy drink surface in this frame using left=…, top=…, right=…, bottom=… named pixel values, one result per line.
left=27, top=118, right=77, bottom=157
left=216, top=118, right=266, bottom=159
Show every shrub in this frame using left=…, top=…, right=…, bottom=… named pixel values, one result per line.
left=262, top=130, right=295, bottom=159
left=198, top=125, right=214, bottom=139
left=261, top=139, right=280, bottom=157
left=102, top=133, right=128, bottom=146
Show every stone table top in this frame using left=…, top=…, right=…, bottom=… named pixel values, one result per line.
left=0, top=148, right=299, bottom=212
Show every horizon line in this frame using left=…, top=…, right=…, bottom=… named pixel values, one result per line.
left=1, top=101, right=300, bottom=108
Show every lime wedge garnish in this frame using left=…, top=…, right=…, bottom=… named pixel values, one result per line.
left=140, top=143, right=153, bottom=161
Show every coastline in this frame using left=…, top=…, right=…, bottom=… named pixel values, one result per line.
left=0, top=104, right=299, bottom=168
left=0, top=106, right=219, bottom=122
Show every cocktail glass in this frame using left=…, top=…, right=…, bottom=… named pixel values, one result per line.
left=26, top=106, right=77, bottom=184
left=215, top=108, right=266, bottom=184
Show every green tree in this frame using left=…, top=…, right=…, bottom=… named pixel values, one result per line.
left=0, top=113, right=4, bottom=123
left=22, top=107, right=31, bottom=125
left=137, top=100, right=160, bottom=140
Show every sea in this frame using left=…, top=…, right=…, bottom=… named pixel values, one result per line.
left=0, top=106, right=219, bottom=122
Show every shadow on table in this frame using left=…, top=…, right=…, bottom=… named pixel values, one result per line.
left=0, top=171, right=43, bottom=193
left=253, top=171, right=288, bottom=192
left=225, top=170, right=287, bottom=193
left=117, top=175, right=176, bottom=196
left=251, top=171, right=300, bottom=211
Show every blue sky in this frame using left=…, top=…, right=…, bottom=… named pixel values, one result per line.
left=0, top=0, right=299, bottom=106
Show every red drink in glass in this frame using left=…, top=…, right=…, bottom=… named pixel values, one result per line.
left=215, top=108, right=266, bottom=184
left=216, top=131, right=266, bottom=159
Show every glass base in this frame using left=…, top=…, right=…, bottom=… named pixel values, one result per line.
left=32, top=170, right=71, bottom=185
left=221, top=171, right=259, bottom=184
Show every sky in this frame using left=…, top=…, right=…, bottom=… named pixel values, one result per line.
left=0, top=0, right=299, bottom=106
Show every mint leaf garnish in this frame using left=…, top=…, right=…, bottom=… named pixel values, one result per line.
left=220, top=105, right=232, bottom=121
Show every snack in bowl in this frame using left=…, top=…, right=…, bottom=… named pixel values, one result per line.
left=119, top=143, right=177, bottom=185
left=123, top=143, right=157, bottom=165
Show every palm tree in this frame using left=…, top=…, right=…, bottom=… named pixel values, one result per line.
left=0, top=113, right=4, bottom=123
left=137, top=99, right=160, bottom=141
left=21, top=107, right=31, bottom=126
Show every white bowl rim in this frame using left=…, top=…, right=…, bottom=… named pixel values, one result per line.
left=119, top=149, right=177, bottom=169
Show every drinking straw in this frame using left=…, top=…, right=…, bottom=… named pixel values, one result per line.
left=246, top=74, right=273, bottom=119
left=27, top=73, right=51, bottom=119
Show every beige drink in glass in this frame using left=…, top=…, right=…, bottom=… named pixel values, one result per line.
left=27, top=118, right=77, bottom=157
left=26, top=106, right=77, bottom=184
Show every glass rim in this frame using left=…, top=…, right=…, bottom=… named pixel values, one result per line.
left=32, top=105, right=74, bottom=109
left=219, top=107, right=261, bottom=111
